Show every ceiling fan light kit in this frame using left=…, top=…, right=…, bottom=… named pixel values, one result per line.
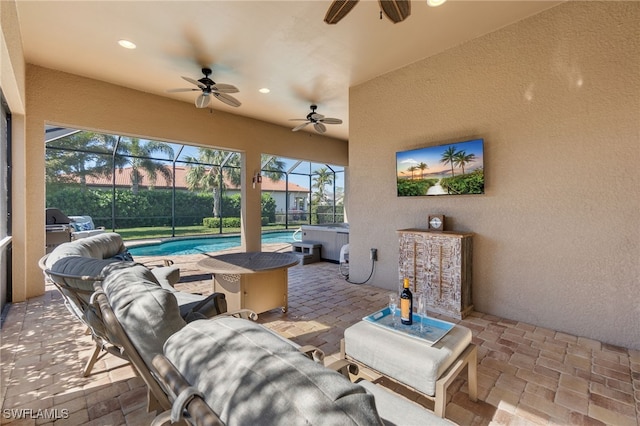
left=195, top=93, right=210, bottom=108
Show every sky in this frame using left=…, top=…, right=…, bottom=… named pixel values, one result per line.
left=396, top=138, right=484, bottom=179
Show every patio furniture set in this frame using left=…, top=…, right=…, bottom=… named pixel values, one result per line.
left=39, top=232, right=477, bottom=425
left=45, top=208, right=106, bottom=253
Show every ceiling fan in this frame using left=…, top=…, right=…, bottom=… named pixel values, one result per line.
left=290, top=105, right=343, bottom=134
left=167, top=67, right=241, bottom=108
left=324, top=0, right=411, bottom=25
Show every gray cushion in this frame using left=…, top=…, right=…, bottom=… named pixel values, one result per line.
left=50, top=257, right=136, bottom=293
left=150, top=266, right=181, bottom=289
left=344, top=321, right=472, bottom=396
left=164, top=317, right=384, bottom=426
left=357, top=380, right=454, bottom=426
left=102, top=265, right=186, bottom=367
left=46, top=232, right=127, bottom=268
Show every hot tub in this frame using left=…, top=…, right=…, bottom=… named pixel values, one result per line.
left=301, top=224, right=349, bottom=263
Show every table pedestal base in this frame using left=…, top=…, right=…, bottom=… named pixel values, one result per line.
left=213, top=269, right=288, bottom=314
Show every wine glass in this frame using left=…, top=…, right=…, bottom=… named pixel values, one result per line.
left=417, top=294, right=427, bottom=332
left=389, top=293, right=398, bottom=325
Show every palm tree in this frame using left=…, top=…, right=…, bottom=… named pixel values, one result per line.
left=261, top=155, right=287, bottom=181
left=407, top=165, right=418, bottom=180
left=453, top=151, right=476, bottom=174
left=312, top=167, right=334, bottom=205
left=114, top=138, right=174, bottom=194
left=45, top=131, right=112, bottom=192
left=440, top=146, right=458, bottom=177
left=184, top=149, right=240, bottom=218
left=417, top=162, right=428, bottom=179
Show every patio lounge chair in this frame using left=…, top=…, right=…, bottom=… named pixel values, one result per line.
left=39, top=233, right=228, bottom=376
left=92, top=268, right=257, bottom=413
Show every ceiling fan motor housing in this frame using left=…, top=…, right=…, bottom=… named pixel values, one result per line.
left=308, top=105, right=319, bottom=121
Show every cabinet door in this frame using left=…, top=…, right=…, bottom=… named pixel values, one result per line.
left=424, top=234, right=463, bottom=318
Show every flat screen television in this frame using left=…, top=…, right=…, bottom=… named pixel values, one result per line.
left=396, top=138, right=484, bottom=196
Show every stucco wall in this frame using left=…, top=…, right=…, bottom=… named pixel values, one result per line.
left=348, top=2, right=639, bottom=349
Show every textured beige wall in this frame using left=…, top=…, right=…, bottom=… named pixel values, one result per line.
left=348, top=2, right=639, bottom=349
left=1, top=1, right=29, bottom=301
left=1, top=0, right=25, bottom=113
left=15, top=65, right=347, bottom=300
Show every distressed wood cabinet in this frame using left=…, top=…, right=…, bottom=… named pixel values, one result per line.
left=397, top=229, right=473, bottom=319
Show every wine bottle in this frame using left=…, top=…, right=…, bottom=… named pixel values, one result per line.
left=400, top=278, right=413, bottom=325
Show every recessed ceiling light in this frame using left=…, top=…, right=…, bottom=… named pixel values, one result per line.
left=427, top=0, right=446, bottom=7
left=259, top=88, right=271, bottom=94
left=118, top=39, right=137, bottom=49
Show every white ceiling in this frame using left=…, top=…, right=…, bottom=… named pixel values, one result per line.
left=16, top=1, right=560, bottom=141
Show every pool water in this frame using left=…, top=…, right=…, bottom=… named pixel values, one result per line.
left=128, top=231, right=297, bottom=256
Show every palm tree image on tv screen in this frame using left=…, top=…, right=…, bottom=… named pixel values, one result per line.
left=396, top=139, right=484, bottom=196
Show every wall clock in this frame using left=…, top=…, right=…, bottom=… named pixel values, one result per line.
left=428, top=215, right=445, bottom=231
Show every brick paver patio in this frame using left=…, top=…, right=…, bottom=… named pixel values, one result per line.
left=1, top=246, right=638, bottom=425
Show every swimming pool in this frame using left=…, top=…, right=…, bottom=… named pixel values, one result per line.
left=128, top=230, right=297, bottom=256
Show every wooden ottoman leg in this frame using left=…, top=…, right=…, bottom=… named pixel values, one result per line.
left=468, top=344, right=478, bottom=402
left=434, top=380, right=447, bottom=418
left=433, top=344, right=477, bottom=418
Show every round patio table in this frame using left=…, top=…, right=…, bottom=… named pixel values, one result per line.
left=198, top=252, right=299, bottom=314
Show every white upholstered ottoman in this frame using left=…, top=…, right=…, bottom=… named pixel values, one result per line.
left=341, top=320, right=478, bottom=417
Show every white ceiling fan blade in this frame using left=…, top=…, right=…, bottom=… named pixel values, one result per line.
left=211, top=83, right=239, bottom=94
left=310, top=113, right=325, bottom=120
left=182, top=76, right=205, bottom=89
left=195, top=93, right=210, bottom=108
left=214, top=93, right=241, bottom=107
left=292, top=122, right=311, bottom=132
left=314, top=122, right=327, bottom=133
left=320, top=117, right=343, bottom=124
left=289, top=118, right=308, bottom=121
left=167, top=88, right=199, bottom=93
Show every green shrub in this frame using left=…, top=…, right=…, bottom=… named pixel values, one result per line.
left=203, top=217, right=242, bottom=228
left=46, top=186, right=280, bottom=229
left=261, top=193, right=276, bottom=223
left=440, top=169, right=484, bottom=195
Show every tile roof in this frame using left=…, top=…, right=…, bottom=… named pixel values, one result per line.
left=79, top=166, right=309, bottom=192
